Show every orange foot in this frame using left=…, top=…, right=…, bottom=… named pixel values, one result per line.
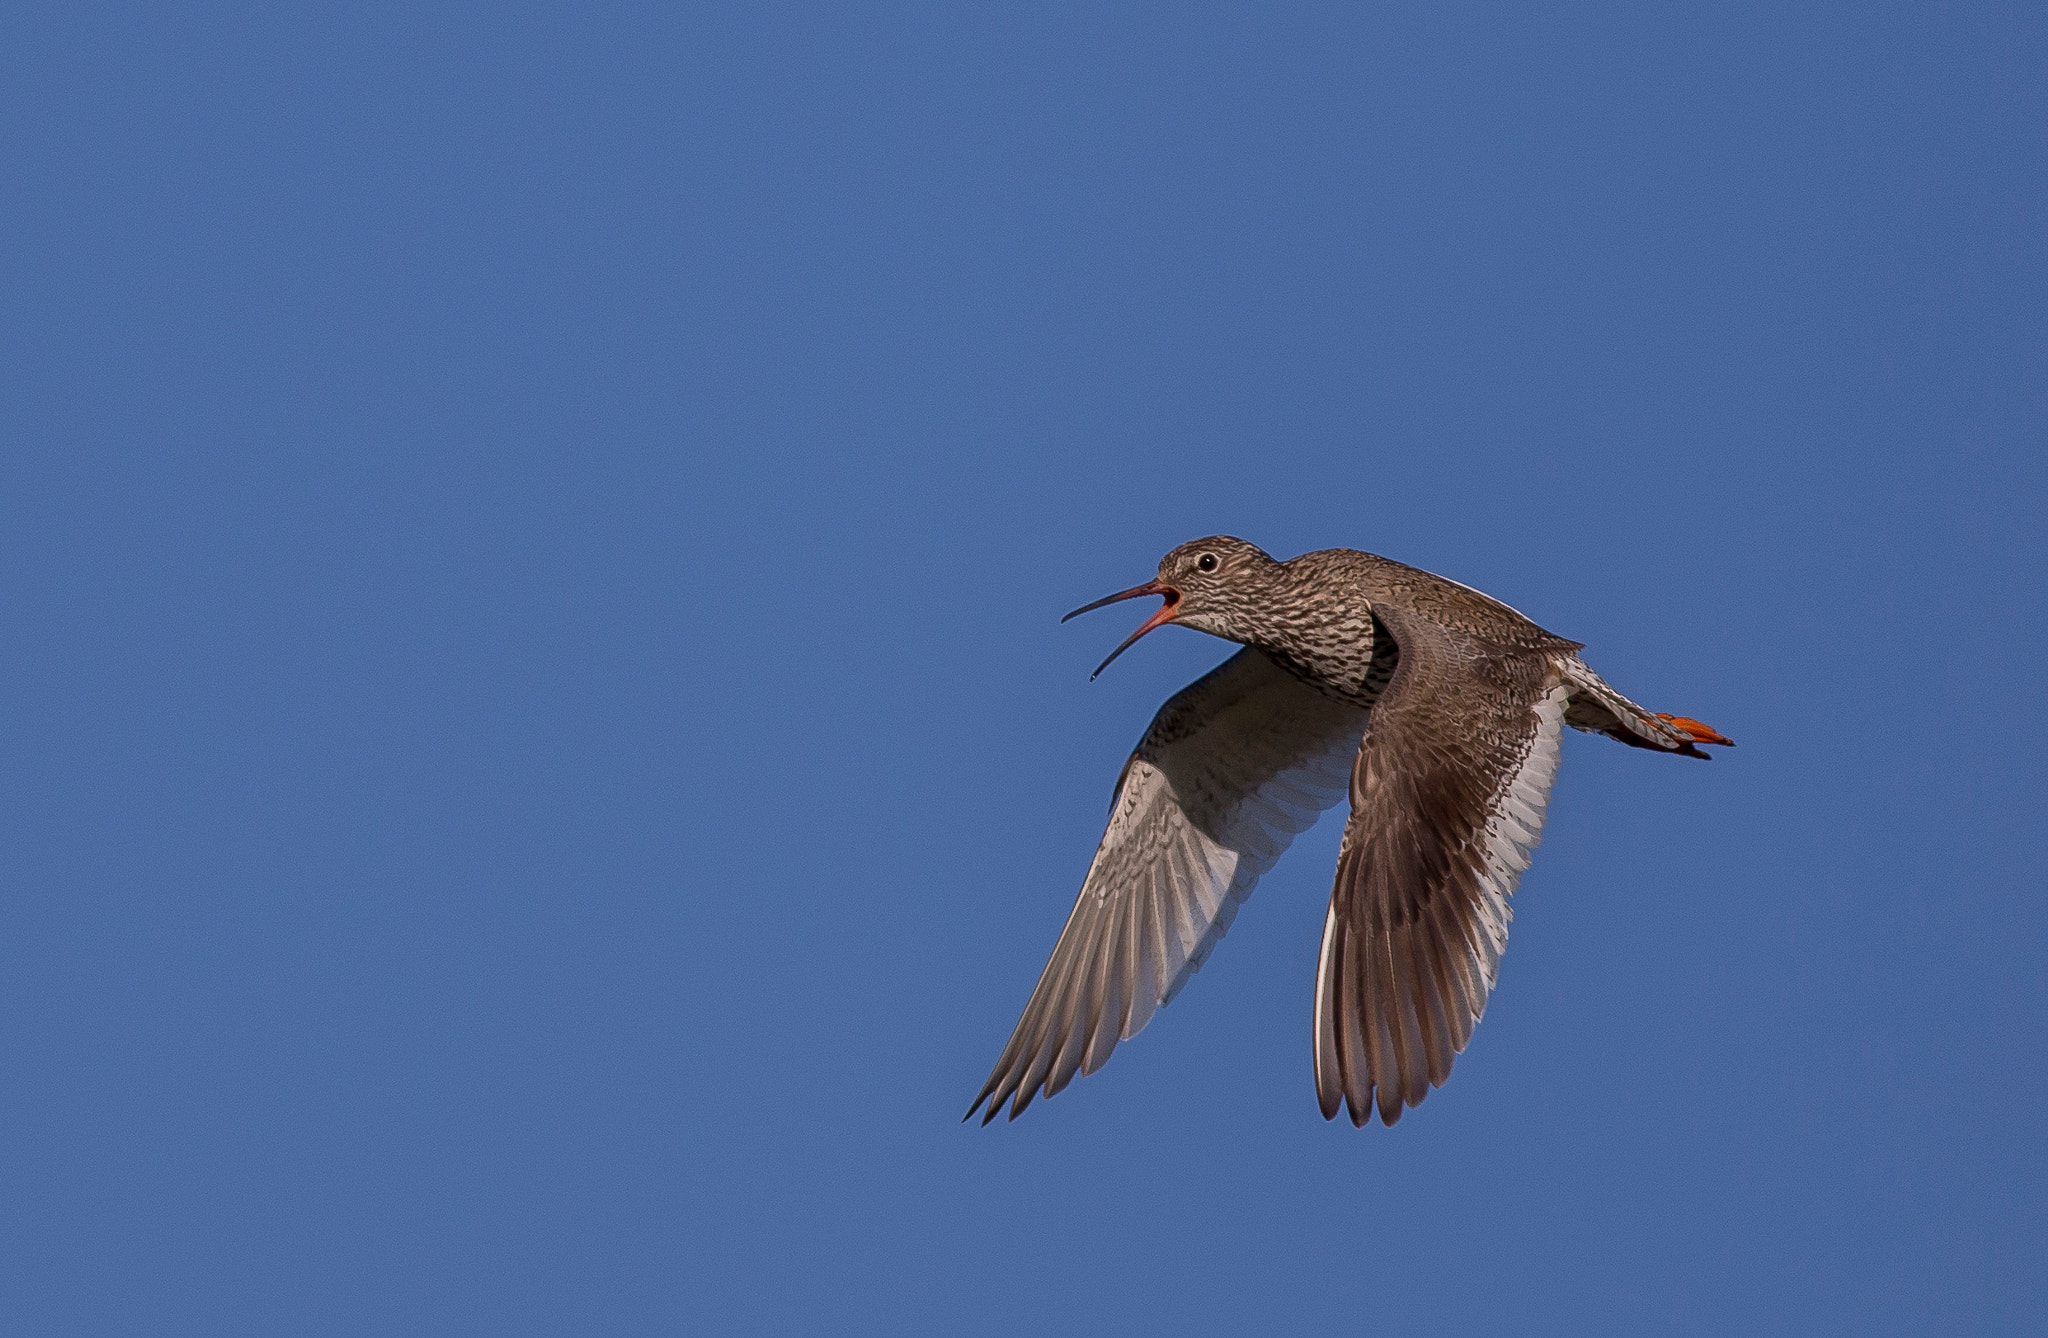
left=1655, top=713, right=1734, bottom=747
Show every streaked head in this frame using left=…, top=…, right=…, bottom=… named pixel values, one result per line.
left=1063, top=535, right=1281, bottom=678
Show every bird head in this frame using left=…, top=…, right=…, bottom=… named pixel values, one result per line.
left=1063, top=535, right=1280, bottom=679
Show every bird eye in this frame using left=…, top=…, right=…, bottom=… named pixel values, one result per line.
left=1196, top=553, right=1220, bottom=573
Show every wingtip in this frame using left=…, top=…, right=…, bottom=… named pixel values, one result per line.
left=964, top=1082, right=1002, bottom=1125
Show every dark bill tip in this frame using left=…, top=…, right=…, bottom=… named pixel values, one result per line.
left=1084, top=588, right=1181, bottom=679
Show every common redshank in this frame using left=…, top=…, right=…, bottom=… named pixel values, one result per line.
left=967, top=536, right=1732, bottom=1128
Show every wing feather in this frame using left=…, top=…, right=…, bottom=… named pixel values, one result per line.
left=970, top=647, right=1371, bottom=1122
left=1314, top=606, right=1570, bottom=1127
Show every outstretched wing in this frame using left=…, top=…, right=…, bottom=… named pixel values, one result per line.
left=1313, top=607, right=1570, bottom=1127
left=970, top=648, right=1371, bottom=1123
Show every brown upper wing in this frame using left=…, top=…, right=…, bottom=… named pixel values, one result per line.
left=1313, top=606, right=1570, bottom=1127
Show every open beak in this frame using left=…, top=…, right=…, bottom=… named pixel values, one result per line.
left=1062, top=579, right=1182, bottom=680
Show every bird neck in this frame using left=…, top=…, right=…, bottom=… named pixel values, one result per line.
left=1237, top=569, right=1388, bottom=706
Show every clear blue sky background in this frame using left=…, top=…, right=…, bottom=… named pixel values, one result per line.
left=3, top=4, right=2044, bottom=1334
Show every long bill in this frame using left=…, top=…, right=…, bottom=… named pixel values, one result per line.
left=1061, top=579, right=1182, bottom=680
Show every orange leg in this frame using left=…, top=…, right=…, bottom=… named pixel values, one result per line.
left=1654, top=713, right=1734, bottom=747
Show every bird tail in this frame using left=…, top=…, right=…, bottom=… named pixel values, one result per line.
left=1559, top=658, right=1733, bottom=760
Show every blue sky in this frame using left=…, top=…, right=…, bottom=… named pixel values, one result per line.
left=3, top=3, right=2044, bottom=1333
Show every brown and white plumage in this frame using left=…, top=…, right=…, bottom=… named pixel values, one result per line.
left=969, top=649, right=1369, bottom=1123
left=967, top=537, right=1731, bottom=1127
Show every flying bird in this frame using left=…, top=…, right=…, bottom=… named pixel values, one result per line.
left=967, top=537, right=1731, bottom=1128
